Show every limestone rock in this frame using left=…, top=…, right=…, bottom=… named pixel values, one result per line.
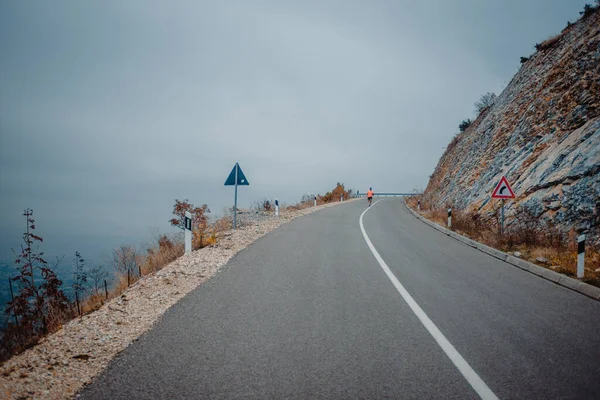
left=422, top=11, right=600, bottom=241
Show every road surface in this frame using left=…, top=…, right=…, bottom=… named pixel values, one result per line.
left=81, top=198, right=600, bottom=399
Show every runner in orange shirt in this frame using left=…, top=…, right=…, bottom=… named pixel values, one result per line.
left=367, top=188, right=374, bottom=206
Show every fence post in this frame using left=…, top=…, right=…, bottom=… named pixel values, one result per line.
left=577, top=234, right=586, bottom=278
left=8, top=277, right=20, bottom=338
left=127, top=269, right=131, bottom=287
left=75, top=291, right=81, bottom=317
left=104, top=279, right=109, bottom=300
left=138, top=265, right=142, bottom=277
left=448, top=208, right=452, bottom=229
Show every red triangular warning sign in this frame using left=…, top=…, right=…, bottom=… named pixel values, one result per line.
left=492, top=176, right=515, bottom=199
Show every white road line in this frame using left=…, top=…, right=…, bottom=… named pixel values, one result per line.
left=360, top=199, right=499, bottom=400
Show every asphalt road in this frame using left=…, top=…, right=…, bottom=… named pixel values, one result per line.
left=81, top=198, right=600, bottom=399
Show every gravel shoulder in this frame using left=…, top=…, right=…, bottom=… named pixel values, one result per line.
left=0, top=200, right=355, bottom=400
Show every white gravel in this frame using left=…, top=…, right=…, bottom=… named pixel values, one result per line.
left=0, top=200, right=355, bottom=399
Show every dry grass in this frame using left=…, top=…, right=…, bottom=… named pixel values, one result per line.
left=408, top=196, right=600, bottom=287
left=536, top=34, right=562, bottom=51
left=74, top=228, right=212, bottom=319
left=70, top=205, right=265, bottom=322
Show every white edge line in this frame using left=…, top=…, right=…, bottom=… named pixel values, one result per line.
left=360, top=199, right=499, bottom=400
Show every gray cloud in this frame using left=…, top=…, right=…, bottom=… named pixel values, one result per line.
left=0, top=0, right=589, bottom=264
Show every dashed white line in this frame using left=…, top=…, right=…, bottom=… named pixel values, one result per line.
left=360, top=199, right=499, bottom=400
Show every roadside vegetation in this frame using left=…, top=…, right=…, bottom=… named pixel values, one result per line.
left=406, top=197, right=600, bottom=288
left=0, top=182, right=354, bottom=362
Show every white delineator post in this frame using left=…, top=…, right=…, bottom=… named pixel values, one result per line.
left=184, top=211, right=192, bottom=254
left=448, top=208, right=452, bottom=229
left=417, top=200, right=421, bottom=212
left=577, top=234, right=585, bottom=278
left=340, top=195, right=343, bottom=202
left=275, top=198, right=279, bottom=216
left=314, top=196, right=317, bottom=207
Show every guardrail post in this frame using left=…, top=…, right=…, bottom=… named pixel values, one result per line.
left=577, top=234, right=585, bottom=278
left=448, top=208, right=452, bottom=228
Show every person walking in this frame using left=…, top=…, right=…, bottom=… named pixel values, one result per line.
left=367, top=188, right=374, bottom=206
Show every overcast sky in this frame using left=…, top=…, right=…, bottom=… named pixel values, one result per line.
left=0, top=0, right=589, bottom=265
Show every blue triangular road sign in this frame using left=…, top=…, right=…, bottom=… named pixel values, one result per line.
left=224, top=163, right=249, bottom=186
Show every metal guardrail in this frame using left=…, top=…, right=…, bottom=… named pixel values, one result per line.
left=356, top=193, right=421, bottom=197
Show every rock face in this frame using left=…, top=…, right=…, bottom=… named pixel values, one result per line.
left=423, top=11, right=600, bottom=241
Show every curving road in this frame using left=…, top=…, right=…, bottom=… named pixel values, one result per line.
left=81, top=198, right=600, bottom=399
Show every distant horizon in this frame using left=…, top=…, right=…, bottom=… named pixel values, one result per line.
left=0, top=0, right=591, bottom=270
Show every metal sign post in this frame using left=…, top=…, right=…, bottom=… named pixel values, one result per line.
left=491, top=176, right=516, bottom=235
left=234, top=165, right=238, bottom=229
left=501, top=199, right=505, bottom=234
left=224, top=162, right=250, bottom=230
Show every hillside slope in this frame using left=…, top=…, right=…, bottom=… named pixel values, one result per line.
left=423, top=10, right=600, bottom=241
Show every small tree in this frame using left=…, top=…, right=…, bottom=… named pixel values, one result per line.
left=72, top=251, right=88, bottom=298
left=520, top=56, right=529, bottom=64
left=111, top=245, right=138, bottom=276
left=170, top=199, right=210, bottom=249
left=580, top=3, right=598, bottom=17
left=459, top=119, right=473, bottom=132
left=475, top=92, right=497, bottom=113
left=4, top=209, right=70, bottom=353
left=88, top=265, right=108, bottom=296
left=170, top=199, right=210, bottom=232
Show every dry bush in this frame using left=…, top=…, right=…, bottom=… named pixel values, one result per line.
left=144, top=234, right=184, bottom=273
left=407, top=200, right=600, bottom=288
left=405, top=196, right=419, bottom=209
left=81, top=293, right=106, bottom=314
left=210, top=215, right=232, bottom=234
left=251, top=198, right=273, bottom=212
left=451, top=209, right=487, bottom=237
left=535, top=34, right=561, bottom=51
left=111, top=245, right=138, bottom=275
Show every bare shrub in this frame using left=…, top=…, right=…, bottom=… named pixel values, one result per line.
left=111, top=245, right=138, bottom=276
left=535, top=34, right=561, bottom=51
left=459, top=119, right=473, bottom=132
left=475, top=92, right=497, bottom=114
left=145, top=235, right=184, bottom=273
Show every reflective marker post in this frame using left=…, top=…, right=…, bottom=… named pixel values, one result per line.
left=577, top=235, right=586, bottom=278
left=184, top=211, right=192, bottom=254
left=448, top=208, right=452, bottom=229
left=314, top=196, right=317, bottom=207
left=275, top=198, right=279, bottom=216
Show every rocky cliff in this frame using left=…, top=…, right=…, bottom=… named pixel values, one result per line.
left=423, top=9, right=600, bottom=241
